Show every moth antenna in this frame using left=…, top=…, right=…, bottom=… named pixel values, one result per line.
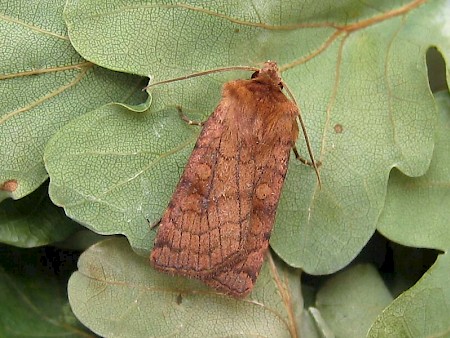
left=283, top=81, right=322, bottom=187
left=144, top=66, right=260, bottom=90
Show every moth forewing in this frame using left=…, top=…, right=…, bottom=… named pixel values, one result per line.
left=150, top=61, right=318, bottom=297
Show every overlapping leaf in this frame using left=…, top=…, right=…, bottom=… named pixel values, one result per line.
left=34, top=0, right=450, bottom=336
left=68, top=238, right=302, bottom=337
left=368, top=91, right=450, bottom=337
left=0, top=0, right=147, bottom=201
left=48, top=0, right=446, bottom=273
left=0, top=184, right=80, bottom=247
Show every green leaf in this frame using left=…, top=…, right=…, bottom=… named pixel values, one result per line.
left=0, top=245, right=91, bottom=337
left=302, top=307, right=335, bottom=338
left=368, top=92, right=450, bottom=336
left=54, top=0, right=445, bottom=275
left=0, top=0, right=147, bottom=201
left=45, top=103, right=196, bottom=253
left=315, top=264, right=393, bottom=338
left=0, top=184, right=80, bottom=247
left=368, top=254, right=450, bottom=337
left=378, top=91, right=450, bottom=251
left=68, top=237, right=306, bottom=337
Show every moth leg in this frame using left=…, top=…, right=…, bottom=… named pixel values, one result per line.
left=177, top=106, right=205, bottom=126
left=293, top=146, right=322, bottom=167
left=148, top=218, right=161, bottom=230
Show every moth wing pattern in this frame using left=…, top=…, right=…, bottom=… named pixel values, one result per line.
left=151, top=99, right=255, bottom=277
left=202, top=100, right=299, bottom=297
left=150, top=62, right=300, bottom=297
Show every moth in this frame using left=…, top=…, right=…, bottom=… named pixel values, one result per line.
left=149, top=61, right=319, bottom=298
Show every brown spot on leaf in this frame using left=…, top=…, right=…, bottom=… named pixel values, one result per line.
left=1, top=179, right=18, bottom=192
left=334, top=124, right=343, bottom=133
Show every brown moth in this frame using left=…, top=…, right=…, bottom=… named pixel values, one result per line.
left=150, top=61, right=318, bottom=298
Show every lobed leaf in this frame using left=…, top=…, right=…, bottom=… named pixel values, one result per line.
left=0, top=0, right=147, bottom=200
left=368, top=91, right=450, bottom=337
left=51, top=0, right=445, bottom=274
left=68, top=237, right=303, bottom=337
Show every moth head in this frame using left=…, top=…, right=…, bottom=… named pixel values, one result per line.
left=251, top=61, right=283, bottom=89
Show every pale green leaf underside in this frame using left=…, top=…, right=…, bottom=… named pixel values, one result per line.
left=68, top=237, right=302, bottom=337
left=48, top=0, right=448, bottom=274
left=316, top=264, right=393, bottom=338
left=378, top=92, right=450, bottom=251
left=0, top=0, right=147, bottom=200
left=0, top=184, right=80, bottom=247
left=368, top=91, right=450, bottom=337
left=369, top=254, right=450, bottom=337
